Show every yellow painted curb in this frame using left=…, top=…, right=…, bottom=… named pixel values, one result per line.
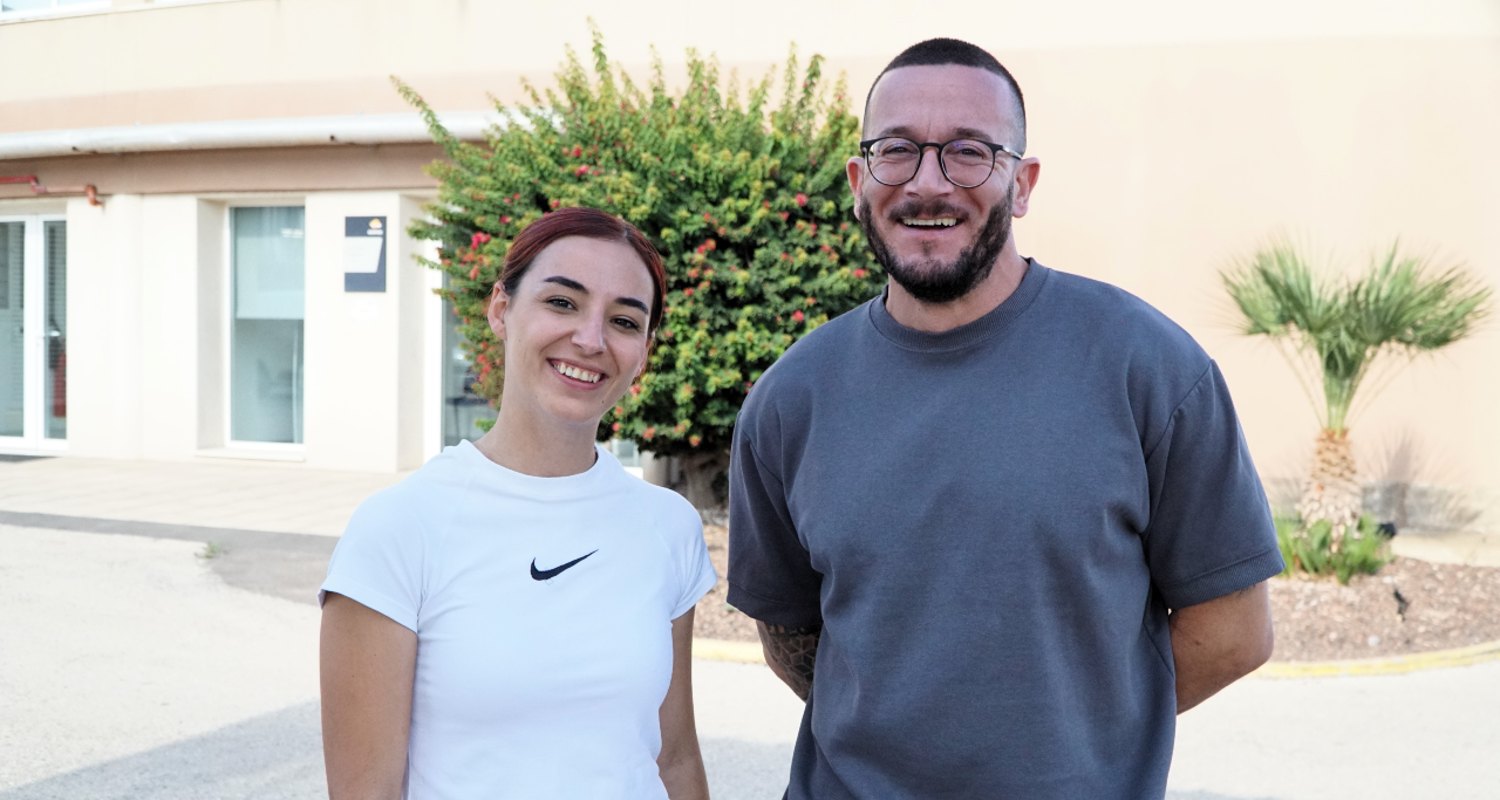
left=693, top=637, right=764, bottom=664
left=1257, top=638, right=1500, bottom=679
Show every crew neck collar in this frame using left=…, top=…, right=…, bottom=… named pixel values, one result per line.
left=455, top=440, right=625, bottom=500
left=868, top=259, right=1049, bottom=352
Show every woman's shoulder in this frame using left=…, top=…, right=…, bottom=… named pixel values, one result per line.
left=614, top=471, right=701, bottom=528
left=344, top=445, right=482, bottom=535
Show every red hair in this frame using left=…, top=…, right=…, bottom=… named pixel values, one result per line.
left=498, top=207, right=666, bottom=334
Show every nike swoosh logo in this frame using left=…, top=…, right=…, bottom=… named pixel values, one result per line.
left=530, top=549, right=598, bottom=581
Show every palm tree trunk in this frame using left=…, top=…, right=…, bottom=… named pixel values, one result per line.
left=1296, top=428, right=1362, bottom=548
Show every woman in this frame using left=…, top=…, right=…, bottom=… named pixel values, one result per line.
left=319, top=207, right=715, bottom=799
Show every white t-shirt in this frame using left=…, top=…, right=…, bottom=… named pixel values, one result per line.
left=321, top=441, right=717, bottom=800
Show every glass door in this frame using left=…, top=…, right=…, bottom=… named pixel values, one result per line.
left=229, top=206, right=305, bottom=445
left=0, top=215, right=67, bottom=449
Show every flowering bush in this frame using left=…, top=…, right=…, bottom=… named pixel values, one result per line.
left=399, top=27, right=883, bottom=507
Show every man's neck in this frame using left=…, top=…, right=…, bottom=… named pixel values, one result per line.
left=883, top=250, right=1030, bottom=334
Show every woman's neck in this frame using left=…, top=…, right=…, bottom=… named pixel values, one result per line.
left=474, top=411, right=599, bottom=478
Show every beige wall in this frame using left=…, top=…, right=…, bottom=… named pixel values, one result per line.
left=2, top=0, right=1496, bottom=525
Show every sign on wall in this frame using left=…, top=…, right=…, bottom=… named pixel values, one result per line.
left=343, top=216, right=387, bottom=292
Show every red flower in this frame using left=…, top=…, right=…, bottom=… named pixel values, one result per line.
left=500, top=215, right=512, bottom=225
left=630, top=385, right=642, bottom=396
left=470, top=232, right=491, bottom=248
left=689, top=435, right=702, bottom=448
left=853, top=268, right=868, bottom=279
left=778, top=211, right=790, bottom=222
left=792, top=310, right=805, bottom=323
left=611, top=422, right=621, bottom=432
left=643, top=426, right=656, bottom=440
left=468, top=267, right=480, bottom=280
left=683, top=287, right=695, bottom=297
left=794, top=193, right=808, bottom=207
left=572, top=145, right=583, bottom=158
left=575, top=165, right=591, bottom=177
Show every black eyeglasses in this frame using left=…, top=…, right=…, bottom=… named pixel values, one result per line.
left=859, top=137, right=1024, bottom=189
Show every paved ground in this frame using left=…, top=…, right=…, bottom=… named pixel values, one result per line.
left=2, top=454, right=1498, bottom=799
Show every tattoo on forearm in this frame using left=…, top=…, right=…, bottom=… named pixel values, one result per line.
left=758, top=622, right=822, bottom=702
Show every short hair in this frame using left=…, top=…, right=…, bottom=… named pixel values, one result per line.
left=864, top=38, right=1028, bottom=153
left=499, top=207, right=666, bottom=335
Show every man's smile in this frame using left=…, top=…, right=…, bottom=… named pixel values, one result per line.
left=900, top=217, right=959, bottom=228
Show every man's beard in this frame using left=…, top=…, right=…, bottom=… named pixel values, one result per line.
left=858, top=188, right=1013, bottom=304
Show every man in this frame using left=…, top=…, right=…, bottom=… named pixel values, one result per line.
left=727, top=38, right=1283, bottom=799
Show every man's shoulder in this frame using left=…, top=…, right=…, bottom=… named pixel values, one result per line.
left=1038, top=263, right=1206, bottom=359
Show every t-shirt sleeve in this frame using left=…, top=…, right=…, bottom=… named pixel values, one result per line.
left=669, top=504, right=718, bottom=620
left=319, top=490, right=424, bottom=633
left=1143, top=361, right=1285, bottom=609
left=726, top=409, right=824, bottom=628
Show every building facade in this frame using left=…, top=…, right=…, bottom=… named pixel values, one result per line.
left=2, top=0, right=1497, bottom=530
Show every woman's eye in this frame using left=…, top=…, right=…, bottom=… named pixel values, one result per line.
left=546, top=297, right=576, bottom=310
left=613, top=317, right=642, bottom=331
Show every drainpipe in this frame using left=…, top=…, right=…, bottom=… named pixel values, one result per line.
left=0, top=174, right=103, bottom=206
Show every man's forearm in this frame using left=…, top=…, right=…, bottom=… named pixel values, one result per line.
left=1170, top=581, right=1275, bottom=713
left=755, top=621, right=822, bottom=701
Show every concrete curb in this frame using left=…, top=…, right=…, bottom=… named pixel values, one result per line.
left=1255, top=638, right=1500, bottom=678
left=694, top=638, right=765, bottom=664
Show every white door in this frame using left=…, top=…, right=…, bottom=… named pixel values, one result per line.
left=0, top=215, right=67, bottom=451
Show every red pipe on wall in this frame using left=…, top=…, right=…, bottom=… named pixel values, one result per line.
left=0, top=174, right=103, bottom=206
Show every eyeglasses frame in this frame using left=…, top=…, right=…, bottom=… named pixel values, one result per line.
left=858, top=137, right=1025, bottom=189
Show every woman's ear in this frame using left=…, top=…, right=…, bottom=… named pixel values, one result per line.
left=486, top=283, right=509, bottom=341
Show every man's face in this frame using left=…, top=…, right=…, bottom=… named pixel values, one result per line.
left=848, top=64, right=1031, bottom=304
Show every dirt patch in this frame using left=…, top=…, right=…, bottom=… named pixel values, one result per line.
left=694, top=524, right=1500, bottom=663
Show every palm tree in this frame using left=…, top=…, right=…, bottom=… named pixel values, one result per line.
left=1222, top=242, right=1491, bottom=547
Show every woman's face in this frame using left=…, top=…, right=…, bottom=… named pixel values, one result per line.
left=487, top=235, right=655, bottom=433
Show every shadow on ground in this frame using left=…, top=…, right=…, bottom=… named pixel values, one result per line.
left=0, top=511, right=335, bottom=606
left=0, top=706, right=795, bottom=800
left=0, top=703, right=324, bottom=800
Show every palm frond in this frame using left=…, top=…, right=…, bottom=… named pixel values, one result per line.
left=1221, top=241, right=1492, bottom=434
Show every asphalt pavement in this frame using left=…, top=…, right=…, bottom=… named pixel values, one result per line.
left=2, top=453, right=1497, bottom=799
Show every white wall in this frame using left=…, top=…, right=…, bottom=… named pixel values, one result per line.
left=302, top=191, right=430, bottom=472
left=66, top=194, right=141, bottom=459
left=54, top=188, right=434, bottom=471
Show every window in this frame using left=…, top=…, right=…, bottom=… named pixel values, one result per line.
left=230, top=207, right=304, bottom=444
left=0, top=0, right=106, bottom=19
left=0, top=216, right=66, bottom=443
left=440, top=285, right=492, bottom=446
left=43, top=220, right=66, bottom=439
left=0, top=222, right=22, bottom=437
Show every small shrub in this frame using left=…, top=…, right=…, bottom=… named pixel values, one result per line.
left=1275, top=513, right=1392, bottom=584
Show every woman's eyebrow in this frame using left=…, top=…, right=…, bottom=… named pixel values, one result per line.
left=541, top=275, right=648, bottom=315
left=541, top=275, right=587, bottom=292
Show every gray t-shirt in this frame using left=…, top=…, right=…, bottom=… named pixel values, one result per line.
left=728, top=261, right=1283, bottom=799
